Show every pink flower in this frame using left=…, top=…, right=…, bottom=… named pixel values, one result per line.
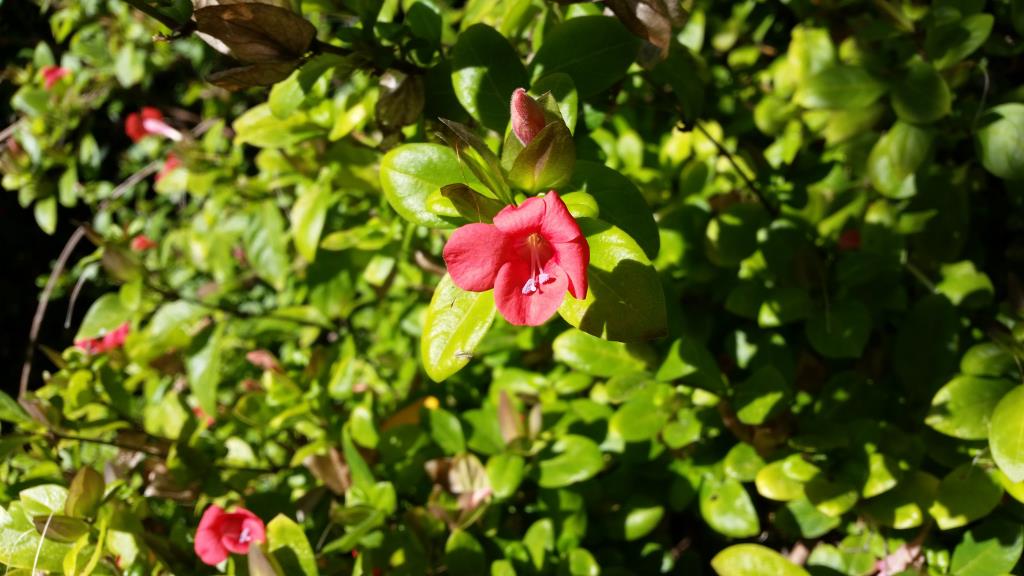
left=511, top=88, right=546, bottom=146
left=838, top=228, right=861, bottom=251
left=125, top=107, right=182, bottom=143
left=130, top=235, right=157, bottom=252
left=194, top=505, right=266, bottom=566
left=41, top=66, right=70, bottom=90
left=75, top=322, right=130, bottom=355
left=443, top=191, right=588, bottom=326
left=155, top=154, right=182, bottom=182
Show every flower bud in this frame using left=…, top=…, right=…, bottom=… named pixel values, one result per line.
left=510, top=88, right=547, bottom=146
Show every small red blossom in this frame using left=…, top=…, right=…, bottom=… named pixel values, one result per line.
left=838, top=228, right=861, bottom=251
left=510, top=88, right=546, bottom=146
left=192, top=406, right=215, bottom=426
left=75, top=322, right=130, bottom=355
left=155, top=154, right=182, bottom=182
left=41, top=66, right=70, bottom=90
left=443, top=191, right=589, bottom=326
left=125, top=107, right=182, bottom=142
left=194, top=505, right=266, bottom=566
left=130, top=234, right=157, bottom=252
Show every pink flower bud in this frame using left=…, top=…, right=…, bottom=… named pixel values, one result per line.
left=131, top=235, right=157, bottom=252
left=510, top=88, right=547, bottom=146
left=41, top=66, right=70, bottom=90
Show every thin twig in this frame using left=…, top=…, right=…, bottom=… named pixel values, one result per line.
left=0, top=120, right=22, bottom=144
left=691, top=120, right=779, bottom=218
left=48, top=431, right=167, bottom=457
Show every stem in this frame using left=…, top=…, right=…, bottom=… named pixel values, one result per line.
left=48, top=431, right=167, bottom=457
left=692, top=120, right=780, bottom=218
left=120, top=0, right=186, bottom=32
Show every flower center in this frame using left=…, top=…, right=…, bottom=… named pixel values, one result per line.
left=521, top=233, right=554, bottom=295
left=238, top=526, right=251, bottom=544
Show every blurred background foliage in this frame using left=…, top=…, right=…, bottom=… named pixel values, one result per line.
left=2, top=0, right=1024, bottom=574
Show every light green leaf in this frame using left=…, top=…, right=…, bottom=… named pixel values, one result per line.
left=428, top=407, right=466, bottom=455
left=926, top=376, right=1015, bottom=440
left=975, top=103, right=1024, bottom=181
left=0, top=391, right=31, bottom=425
left=558, top=219, right=667, bottom=341
left=233, top=103, right=321, bottom=148
left=990, top=385, right=1024, bottom=482
left=552, top=329, right=651, bottom=377
left=928, top=463, right=1004, bottom=530
left=486, top=454, right=525, bottom=499
left=867, top=121, right=931, bottom=199
left=246, top=201, right=291, bottom=291
left=860, top=470, right=939, bottom=530
left=421, top=274, right=497, bottom=382
left=734, top=366, right=792, bottom=425
left=700, top=476, right=760, bottom=538
left=267, top=514, right=319, bottom=576
left=290, top=177, right=333, bottom=262
left=75, top=293, right=130, bottom=341
left=187, top=325, right=224, bottom=417
left=798, top=66, right=886, bottom=109
left=711, top=544, right=810, bottom=576
left=950, top=518, right=1024, bottom=576
left=381, top=144, right=480, bottom=228
left=537, top=435, right=604, bottom=488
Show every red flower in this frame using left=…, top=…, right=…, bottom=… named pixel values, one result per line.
left=75, top=322, right=130, bottom=355
left=41, top=66, right=70, bottom=90
left=194, top=505, right=266, bottom=566
left=155, top=154, right=182, bottom=182
left=838, top=228, right=861, bottom=251
left=511, top=88, right=546, bottom=146
left=443, top=191, right=588, bottom=326
left=125, top=107, right=182, bottom=142
left=130, top=235, right=157, bottom=252
left=192, top=406, right=215, bottom=427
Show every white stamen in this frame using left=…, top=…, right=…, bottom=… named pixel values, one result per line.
left=521, top=278, right=537, bottom=294
left=238, top=527, right=251, bottom=544
left=142, top=118, right=183, bottom=142
left=537, top=272, right=551, bottom=284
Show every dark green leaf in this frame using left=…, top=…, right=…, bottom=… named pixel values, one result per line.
left=451, top=24, right=528, bottom=131
left=530, top=16, right=640, bottom=98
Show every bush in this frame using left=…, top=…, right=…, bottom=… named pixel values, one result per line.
left=2, top=0, right=1024, bottom=574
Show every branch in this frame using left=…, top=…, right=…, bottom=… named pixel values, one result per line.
left=691, top=120, right=779, bottom=218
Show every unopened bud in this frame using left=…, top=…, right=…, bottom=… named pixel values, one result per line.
left=510, top=88, right=547, bottom=146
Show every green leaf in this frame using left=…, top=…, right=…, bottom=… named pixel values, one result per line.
left=530, top=16, right=640, bottom=98
left=428, top=407, right=466, bottom=455
left=656, top=336, right=725, bottom=394
left=804, top=475, right=858, bottom=517
left=928, top=463, right=1004, bottom=530
left=75, top=293, right=130, bottom=341
left=421, top=274, right=497, bottom=382
left=860, top=470, right=939, bottom=530
left=508, top=121, right=575, bottom=193
left=558, top=219, right=667, bottom=341
left=246, top=201, right=291, bottom=290
left=798, top=66, right=886, bottom=109
left=486, top=454, right=525, bottom=499
left=269, top=54, right=349, bottom=119
left=961, top=343, right=1017, bottom=378
left=20, top=485, right=68, bottom=517
left=34, top=195, right=56, bottom=235
left=234, top=103, right=321, bottom=148
left=926, top=13, right=994, bottom=69
left=381, top=144, right=480, bottom=228
left=975, top=103, right=1024, bottom=181
left=531, top=73, right=579, bottom=134
left=711, top=544, right=810, bottom=576
left=290, top=177, right=333, bottom=262
left=187, top=325, right=225, bottom=417
left=950, top=518, right=1024, bottom=576
left=267, top=514, right=319, bottom=576
left=989, top=385, right=1024, bottom=483
left=565, top=162, right=660, bottom=260
left=0, top=391, right=31, bottom=426
left=552, top=329, right=651, bottom=377
left=775, top=499, right=840, bottom=540
left=65, top=467, right=104, bottom=519
left=868, top=121, right=931, bottom=199
left=31, top=514, right=89, bottom=543
left=891, top=58, right=952, bottom=124
left=451, top=24, right=528, bottom=131
left=805, top=300, right=871, bottom=359
left=699, top=476, right=760, bottom=538
left=610, top=395, right=667, bottom=442
left=724, top=443, right=766, bottom=482
left=734, top=365, right=792, bottom=425
left=565, top=548, right=600, bottom=576
left=936, top=261, right=994, bottom=308
left=926, top=376, right=1015, bottom=440
left=0, top=503, right=74, bottom=571
left=445, top=530, right=486, bottom=576
left=704, top=203, right=767, bottom=267
left=537, top=435, right=604, bottom=488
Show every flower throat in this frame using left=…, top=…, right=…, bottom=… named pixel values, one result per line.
left=521, top=233, right=554, bottom=295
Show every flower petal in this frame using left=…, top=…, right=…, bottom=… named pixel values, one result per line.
left=125, top=113, right=145, bottom=142
left=553, top=238, right=589, bottom=299
left=540, top=191, right=584, bottom=244
left=494, top=260, right=568, bottom=326
left=493, top=195, right=545, bottom=237
left=195, top=506, right=229, bottom=566
left=443, top=223, right=508, bottom=292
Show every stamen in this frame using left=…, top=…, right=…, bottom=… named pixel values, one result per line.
left=238, top=527, right=251, bottom=544
left=521, top=233, right=553, bottom=296
left=522, top=278, right=537, bottom=294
